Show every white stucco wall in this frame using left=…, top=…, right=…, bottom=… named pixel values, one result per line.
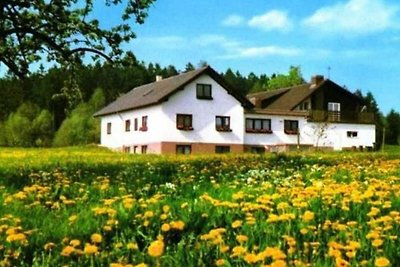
left=160, top=74, right=245, bottom=144
left=100, top=105, right=165, bottom=149
left=244, top=112, right=376, bottom=150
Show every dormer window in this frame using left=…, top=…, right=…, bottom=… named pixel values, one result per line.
left=196, top=83, right=212, bottom=99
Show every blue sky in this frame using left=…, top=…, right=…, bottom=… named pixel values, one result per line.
left=98, top=0, right=399, bottom=115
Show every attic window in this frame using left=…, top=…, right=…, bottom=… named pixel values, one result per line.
left=196, top=83, right=212, bottom=99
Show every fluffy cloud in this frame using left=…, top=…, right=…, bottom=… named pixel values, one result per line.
left=222, top=14, right=244, bottom=27
left=303, top=0, right=398, bottom=34
left=248, top=10, right=292, bottom=32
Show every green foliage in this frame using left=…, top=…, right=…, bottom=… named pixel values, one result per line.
left=385, top=109, right=400, bottom=145
left=32, top=110, right=54, bottom=147
left=53, top=89, right=105, bottom=146
left=267, top=66, right=304, bottom=90
left=1, top=0, right=155, bottom=78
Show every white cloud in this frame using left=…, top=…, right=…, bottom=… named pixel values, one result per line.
left=248, top=10, right=292, bottom=32
left=222, top=14, right=244, bottom=27
left=303, top=0, right=398, bottom=35
left=232, top=46, right=302, bottom=58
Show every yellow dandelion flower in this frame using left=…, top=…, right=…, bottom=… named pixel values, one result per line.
left=375, top=257, right=390, bottom=267
left=161, top=223, right=170, bottom=232
left=160, top=214, right=168, bottom=220
left=91, top=233, right=102, bottom=243
left=6, top=233, right=26, bottom=243
left=148, top=240, right=164, bottom=257
left=134, top=264, right=148, bottom=267
left=44, top=242, right=56, bottom=251
left=271, top=260, right=287, bottom=267
left=127, top=242, right=138, bottom=250
left=162, top=205, right=170, bottom=213
left=302, top=211, right=314, bottom=222
left=84, top=243, right=99, bottom=255
left=236, top=235, right=248, bottom=243
left=244, top=253, right=258, bottom=264
left=70, top=239, right=81, bottom=247
left=170, top=220, right=185, bottom=230
left=60, top=245, right=75, bottom=257
left=372, top=239, right=384, bottom=247
left=231, top=220, right=242, bottom=229
left=215, top=259, right=225, bottom=266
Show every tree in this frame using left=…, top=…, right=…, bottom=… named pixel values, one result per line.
left=267, top=66, right=304, bottom=90
left=32, top=109, right=54, bottom=147
left=385, top=109, right=400, bottom=145
left=1, top=0, right=155, bottom=78
left=53, top=88, right=105, bottom=146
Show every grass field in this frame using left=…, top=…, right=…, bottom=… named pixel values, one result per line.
left=0, top=146, right=399, bottom=266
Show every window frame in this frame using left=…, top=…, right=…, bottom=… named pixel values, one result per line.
left=215, top=116, right=231, bottom=132
left=176, top=145, right=192, bottom=155
left=196, top=83, right=212, bottom=100
left=141, top=145, right=147, bottom=154
left=125, top=119, right=131, bottom=132
left=347, top=131, right=358, bottom=138
left=176, top=114, right=193, bottom=131
left=215, top=145, right=230, bottom=154
left=284, top=120, right=299, bottom=135
left=245, top=118, right=272, bottom=133
left=140, top=116, right=148, bottom=131
left=107, top=122, right=112, bottom=135
left=134, top=118, right=138, bottom=131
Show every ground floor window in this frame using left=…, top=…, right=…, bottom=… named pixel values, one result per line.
left=215, top=145, right=230, bottom=154
left=141, top=145, right=147, bottom=154
left=107, top=122, right=112, bottom=134
left=133, top=146, right=138, bottom=153
left=176, top=145, right=191, bottom=155
left=284, top=120, right=299, bottom=135
left=347, top=131, right=358, bottom=138
left=249, top=147, right=265, bottom=154
left=123, top=146, right=131, bottom=153
left=246, top=118, right=272, bottom=133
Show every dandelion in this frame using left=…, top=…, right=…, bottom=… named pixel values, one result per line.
left=148, top=240, right=164, bottom=257
left=60, top=246, right=75, bottom=257
left=372, top=239, right=384, bottom=247
left=231, top=220, right=242, bottom=229
left=127, top=242, right=138, bottom=250
left=91, top=233, right=102, bottom=243
left=215, top=259, right=225, bottom=266
left=302, top=211, right=314, bottom=222
left=161, top=223, right=170, bottom=232
left=375, top=257, right=390, bottom=267
left=236, top=235, right=248, bottom=243
left=70, top=239, right=81, bottom=247
left=84, top=243, right=99, bottom=255
left=170, top=220, right=185, bottom=230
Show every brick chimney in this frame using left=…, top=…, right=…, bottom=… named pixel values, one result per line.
left=310, top=75, right=324, bottom=88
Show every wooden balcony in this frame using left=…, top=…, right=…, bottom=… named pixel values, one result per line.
left=307, top=110, right=375, bottom=124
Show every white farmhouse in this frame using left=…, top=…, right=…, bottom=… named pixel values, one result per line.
left=94, top=66, right=376, bottom=154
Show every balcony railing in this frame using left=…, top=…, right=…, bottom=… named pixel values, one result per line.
left=308, top=110, right=375, bottom=124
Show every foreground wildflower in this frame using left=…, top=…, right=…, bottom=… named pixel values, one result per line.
left=148, top=240, right=164, bottom=257
left=84, top=243, right=99, bottom=255
left=375, top=257, right=390, bottom=267
left=91, top=233, right=103, bottom=243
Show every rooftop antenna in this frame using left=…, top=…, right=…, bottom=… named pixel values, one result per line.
left=327, top=66, right=331, bottom=79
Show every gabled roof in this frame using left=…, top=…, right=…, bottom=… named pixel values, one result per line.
left=247, top=78, right=361, bottom=111
left=94, top=66, right=253, bottom=117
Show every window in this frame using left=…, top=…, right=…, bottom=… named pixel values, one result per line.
left=133, top=146, right=138, bottom=153
left=196, top=83, right=212, bottom=99
left=176, top=145, right=191, bottom=155
left=123, top=146, right=131, bottom=153
left=141, top=145, right=147, bottom=154
left=216, top=116, right=231, bottom=132
left=246, top=118, right=272, bottom=133
left=284, top=120, right=299, bottom=135
left=347, top=131, right=358, bottom=138
left=299, top=101, right=310, bottom=110
left=176, top=114, right=193, bottom=130
left=107, top=122, right=112, bottom=135
left=215, top=146, right=230, bottom=154
left=328, top=102, right=341, bottom=122
left=125, top=120, right=131, bottom=132
left=140, top=116, right=148, bottom=131
left=134, top=118, right=138, bottom=131
left=250, top=147, right=265, bottom=154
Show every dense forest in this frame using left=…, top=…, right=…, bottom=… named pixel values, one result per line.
left=0, top=57, right=399, bottom=148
